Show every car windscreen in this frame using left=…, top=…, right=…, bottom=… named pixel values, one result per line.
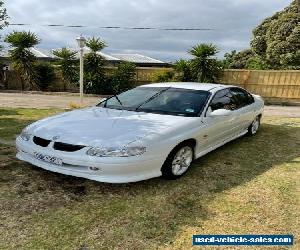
left=99, top=87, right=210, bottom=117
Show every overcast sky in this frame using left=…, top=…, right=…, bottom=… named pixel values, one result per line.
left=2, top=0, right=291, bottom=61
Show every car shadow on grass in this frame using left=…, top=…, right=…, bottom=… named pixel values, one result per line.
left=1, top=121, right=300, bottom=248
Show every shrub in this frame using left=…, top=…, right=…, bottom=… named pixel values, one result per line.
left=35, top=62, right=56, bottom=90
left=173, top=59, right=193, bottom=82
left=68, top=101, right=82, bottom=109
left=110, top=62, right=136, bottom=93
left=153, top=70, right=174, bottom=82
left=245, top=56, right=269, bottom=70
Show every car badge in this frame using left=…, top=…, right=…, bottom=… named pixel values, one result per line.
left=52, top=135, right=60, bottom=141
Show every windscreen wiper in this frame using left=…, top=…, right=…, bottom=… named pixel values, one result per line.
left=135, top=87, right=170, bottom=111
left=104, top=94, right=123, bottom=107
left=113, top=94, right=123, bottom=106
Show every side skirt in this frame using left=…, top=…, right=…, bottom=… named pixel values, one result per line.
left=195, top=130, right=248, bottom=159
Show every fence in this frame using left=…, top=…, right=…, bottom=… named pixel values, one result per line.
left=1, top=68, right=300, bottom=104
left=0, top=67, right=171, bottom=91
left=219, top=69, right=300, bottom=104
left=133, top=68, right=300, bottom=104
left=104, top=66, right=171, bottom=85
left=0, top=69, right=76, bottom=92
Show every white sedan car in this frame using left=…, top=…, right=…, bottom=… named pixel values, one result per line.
left=16, top=82, right=264, bottom=183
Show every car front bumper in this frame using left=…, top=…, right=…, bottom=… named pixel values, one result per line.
left=16, top=137, right=164, bottom=183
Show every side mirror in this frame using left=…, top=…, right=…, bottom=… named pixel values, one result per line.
left=209, top=109, right=232, bottom=117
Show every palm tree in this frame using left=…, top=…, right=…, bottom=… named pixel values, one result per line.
left=5, top=31, right=40, bottom=90
left=189, top=43, right=222, bottom=83
left=53, top=47, right=78, bottom=86
left=85, top=37, right=106, bottom=53
left=84, top=37, right=107, bottom=94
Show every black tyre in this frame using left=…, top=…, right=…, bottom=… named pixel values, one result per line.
left=161, top=142, right=194, bottom=180
left=247, top=115, right=261, bottom=136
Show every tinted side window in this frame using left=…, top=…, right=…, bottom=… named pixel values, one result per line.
left=210, top=89, right=237, bottom=111
left=230, top=88, right=254, bottom=109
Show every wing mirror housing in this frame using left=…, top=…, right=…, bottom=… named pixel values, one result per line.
left=209, top=109, right=232, bottom=117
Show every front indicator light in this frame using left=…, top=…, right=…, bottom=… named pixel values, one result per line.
left=20, top=130, right=32, bottom=141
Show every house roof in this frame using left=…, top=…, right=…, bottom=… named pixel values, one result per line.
left=1, top=47, right=168, bottom=65
left=0, top=48, right=54, bottom=59
left=111, top=53, right=165, bottom=64
left=30, top=48, right=51, bottom=58
left=97, top=52, right=120, bottom=61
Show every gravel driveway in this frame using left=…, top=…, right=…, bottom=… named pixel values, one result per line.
left=0, top=92, right=100, bottom=109
left=0, top=92, right=299, bottom=117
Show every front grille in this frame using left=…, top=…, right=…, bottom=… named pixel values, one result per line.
left=33, top=136, right=51, bottom=147
left=53, top=142, right=85, bottom=152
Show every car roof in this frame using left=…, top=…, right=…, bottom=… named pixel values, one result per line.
left=140, top=82, right=232, bottom=92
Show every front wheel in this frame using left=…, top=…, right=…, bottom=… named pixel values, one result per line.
left=247, top=115, right=261, bottom=135
left=161, top=143, right=194, bottom=180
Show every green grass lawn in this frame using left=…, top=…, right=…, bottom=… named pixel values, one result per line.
left=0, top=108, right=299, bottom=250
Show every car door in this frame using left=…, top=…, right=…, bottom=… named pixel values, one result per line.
left=229, top=87, right=256, bottom=133
left=198, top=89, right=239, bottom=151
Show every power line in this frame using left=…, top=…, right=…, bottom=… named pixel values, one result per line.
left=8, top=23, right=214, bottom=31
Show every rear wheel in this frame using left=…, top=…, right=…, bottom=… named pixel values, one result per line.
left=247, top=115, right=261, bottom=135
left=161, top=142, right=194, bottom=180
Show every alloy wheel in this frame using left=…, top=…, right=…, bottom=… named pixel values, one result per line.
left=171, top=146, right=193, bottom=176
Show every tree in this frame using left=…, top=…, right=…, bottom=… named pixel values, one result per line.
left=226, top=49, right=255, bottom=69
left=84, top=37, right=107, bottom=94
left=222, top=50, right=237, bottom=68
left=188, top=43, right=222, bottom=82
left=5, top=31, right=40, bottom=90
left=0, top=1, right=8, bottom=26
left=223, top=49, right=271, bottom=70
left=53, top=47, right=78, bottom=86
left=223, top=1, right=299, bottom=70
left=250, top=0, right=300, bottom=69
left=0, top=1, right=8, bottom=45
left=0, top=1, right=8, bottom=88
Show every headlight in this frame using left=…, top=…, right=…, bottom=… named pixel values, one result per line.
left=86, top=146, right=146, bottom=157
left=20, top=130, right=32, bottom=141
